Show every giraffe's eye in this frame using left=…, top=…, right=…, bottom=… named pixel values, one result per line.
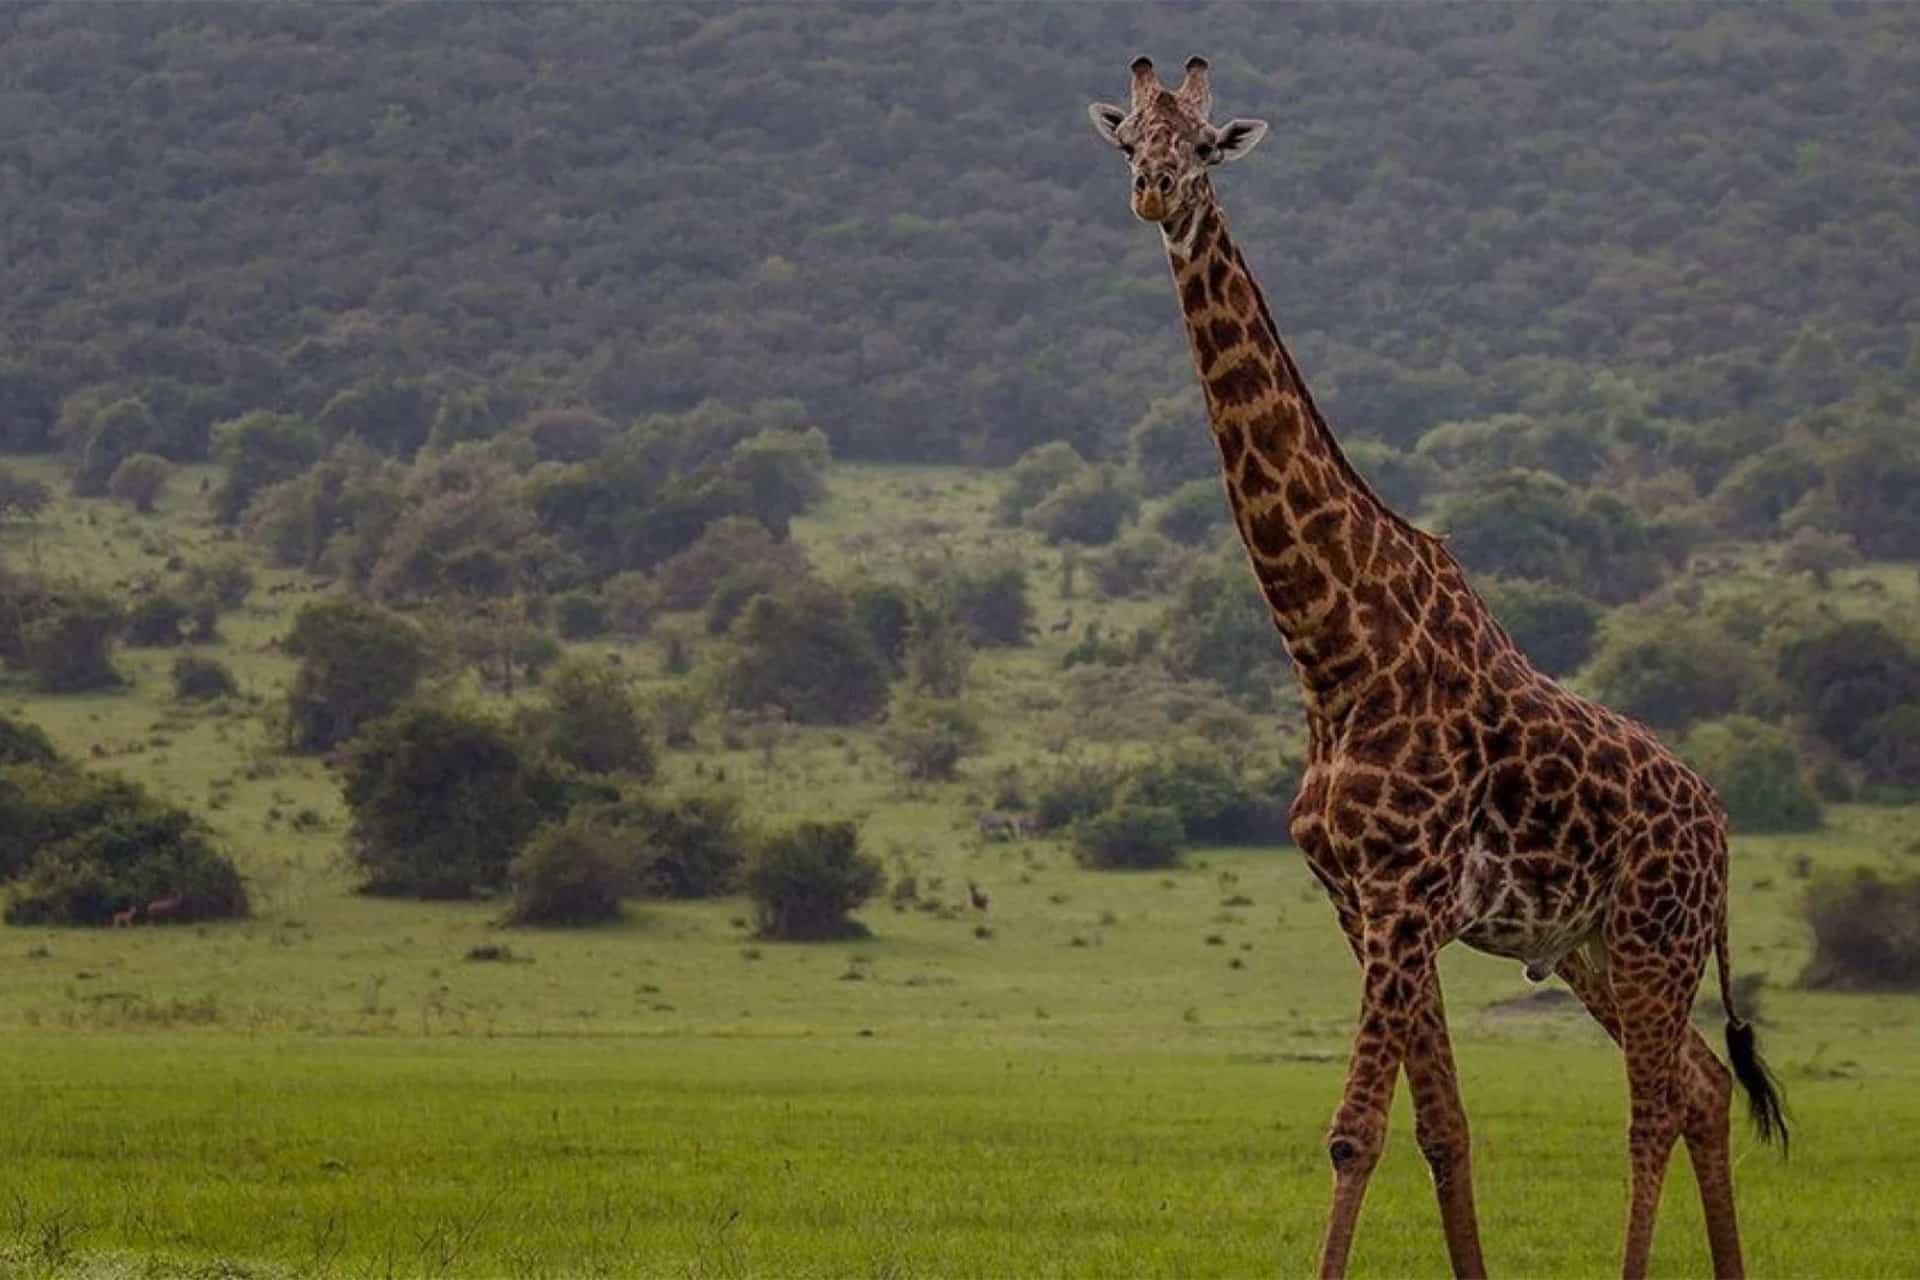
left=1194, top=141, right=1214, bottom=161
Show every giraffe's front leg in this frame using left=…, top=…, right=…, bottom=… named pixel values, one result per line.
left=1317, top=915, right=1440, bottom=1280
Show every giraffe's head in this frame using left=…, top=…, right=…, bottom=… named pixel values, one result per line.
left=1088, top=57, right=1269, bottom=224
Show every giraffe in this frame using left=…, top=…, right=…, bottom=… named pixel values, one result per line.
left=1089, top=57, right=1786, bottom=1280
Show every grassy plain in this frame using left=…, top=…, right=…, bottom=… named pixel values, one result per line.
left=0, top=461, right=1917, bottom=1277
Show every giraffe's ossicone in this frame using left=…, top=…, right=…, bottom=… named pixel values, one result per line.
left=1091, top=56, right=1786, bottom=1280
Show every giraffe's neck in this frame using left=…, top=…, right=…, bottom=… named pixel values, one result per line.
left=1162, top=195, right=1446, bottom=721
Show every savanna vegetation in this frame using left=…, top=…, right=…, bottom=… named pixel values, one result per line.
left=0, top=4, right=1918, bottom=1276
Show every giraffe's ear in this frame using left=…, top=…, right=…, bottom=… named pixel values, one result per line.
left=1207, top=118, right=1269, bottom=164
left=1087, top=102, right=1129, bottom=147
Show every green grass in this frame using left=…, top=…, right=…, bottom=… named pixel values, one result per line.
left=1, top=459, right=1918, bottom=1276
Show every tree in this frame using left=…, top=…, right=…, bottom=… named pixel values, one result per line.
left=1584, top=613, right=1762, bottom=732
left=211, top=411, right=320, bottom=525
left=1474, top=577, right=1603, bottom=677
left=903, top=601, right=972, bottom=697
left=882, top=696, right=985, bottom=781
left=1777, top=620, right=1920, bottom=764
left=107, top=453, right=172, bottom=513
left=1128, top=396, right=1212, bottom=497
left=521, top=655, right=656, bottom=778
left=654, top=515, right=810, bottom=611
left=1025, top=465, right=1139, bottom=546
left=1153, top=479, right=1228, bottom=548
left=506, top=816, right=629, bottom=926
left=939, top=562, right=1033, bottom=648
left=1158, top=548, right=1288, bottom=710
left=720, top=582, right=890, bottom=724
left=172, top=654, right=237, bottom=701
left=71, top=398, right=159, bottom=497
left=1680, top=716, right=1822, bottom=833
left=344, top=702, right=583, bottom=898
left=1072, top=803, right=1185, bottom=870
left=716, top=426, right=831, bottom=540
left=746, top=819, right=881, bottom=940
left=995, top=442, right=1086, bottom=526
left=16, top=592, right=123, bottom=692
left=283, top=598, right=432, bottom=752
left=1775, top=526, right=1862, bottom=588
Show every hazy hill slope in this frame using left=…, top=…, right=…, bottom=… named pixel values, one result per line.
left=1, top=3, right=1916, bottom=466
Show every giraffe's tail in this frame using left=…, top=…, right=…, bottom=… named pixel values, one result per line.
left=1717, top=915, right=1790, bottom=1154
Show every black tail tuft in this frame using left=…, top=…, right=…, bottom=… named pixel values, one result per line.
left=1725, top=1018, right=1790, bottom=1155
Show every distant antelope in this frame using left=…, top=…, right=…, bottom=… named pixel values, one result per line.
left=1049, top=611, right=1074, bottom=634
left=111, top=907, right=138, bottom=928
left=967, top=881, right=990, bottom=912
left=144, top=895, right=185, bottom=924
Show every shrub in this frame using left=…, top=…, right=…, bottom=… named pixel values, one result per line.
left=506, top=816, right=629, bottom=926
left=521, top=407, right=618, bottom=464
left=1856, top=705, right=1920, bottom=796
left=1680, top=716, right=1822, bottom=833
left=1158, top=548, right=1288, bottom=710
left=344, top=703, right=584, bottom=898
left=107, top=453, right=172, bottom=513
left=1122, top=752, right=1287, bottom=845
left=995, top=441, right=1086, bottom=525
left=882, top=697, right=985, bottom=781
left=1153, top=479, right=1228, bottom=548
left=1584, top=612, right=1762, bottom=732
left=1025, top=465, right=1139, bottom=546
left=283, top=598, right=432, bottom=752
left=1475, top=577, right=1603, bottom=677
left=550, top=591, right=607, bottom=640
left=124, top=593, right=193, bottom=648
left=625, top=790, right=752, bottom=898
left=1798, top=870, right=1920, bottom=991
left=1127, top=396, right=1215, bottom=497
left=0, top=714, right=58, bottom=768
left=648, top=685, right=707, bottom=749
left=1776, top=619, right=1920, bottom=766
left=746, top=819, right=881, bottom=940
left=654, top=516, right=807, bottom=611
left=1775, top=526, right=1862, bottom=588
left=903, top=602, right=972, bottom=697
left=0, top=763, right=247, bottom=925
left=71, top=398, right=160, bottom=498
left=720, top=582, right=890, bottom=724
left=521, top=655, right=655, bottom=778
left=172, top=654, right=237, bottom=701
left=1072, top=803, right=1185, bottom=870
left=940, top=562, right=1033, bottom=648
left=849, top=580, right=915, bottom=673
left=18, top=592, right=123, bottom=692
left=1031, top=761, right=1124, bottom=832
left=1090, top=532, right=1180, bottom=600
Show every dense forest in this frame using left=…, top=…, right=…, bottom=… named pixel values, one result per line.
left=2, top=2, right=1918, bottom=472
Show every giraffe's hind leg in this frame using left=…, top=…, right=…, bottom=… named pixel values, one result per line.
left=1559, top=949, right=1745, bottom=1279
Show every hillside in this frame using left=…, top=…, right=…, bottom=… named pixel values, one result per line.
left=3, top=2, right=1919, bottom=471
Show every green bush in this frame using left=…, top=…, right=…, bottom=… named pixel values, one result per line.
left=172, top=654, right=237, bottom=701
left=1090, top=532, right=1179, bottom=600
left=1799, top=869, right=1920, bottom=991
left=107, top=452, right=171, bottom=513
left=1127, top=398, right=1212, bottom=498
left=0, top=762, right=247, bottom=926
left=720, top=582, right=890, bottom=724
left=995, top=441, right=1086, bottom=526
left=17, top=592, right=123, bottom=692
left=1072, top=803, right=1185, bottom=870
left=1857, top=705, right=1920, bottom=797
left=283, top=598, right=432, bottom=752
left=602, top=571, right=660, bottom=637
left=1584, top=612, right=1762, bottom=732
left=506, top=816, right=629, bottom=926
left=746, top=819, right=881, bottom=940
left=881, top=697, right=985, bottom=781
left=1475, top=577, right=1603, bottom=677
left=521, top=656, right=655, bottom=778
left=125, top=593, right=194, bottom=648
left=1153, top=479, right=1229, bottom=548
left=1680, top=716, right=1822, bottom=833
left=940, top=562, right=1032, bottom=648
left=1025, top=465, right=1139, bottom=547
left=625, top=790, right=752, bottom=899
left=1031, top=761, right=1123, bottom=833
left=1122, top=752, right=1289, bottom=845
left=654, top=516, right=807, bottom=611
left=1777, top=619, right=1920, bottom=767
left=344, top=703, right=589, bottom=898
